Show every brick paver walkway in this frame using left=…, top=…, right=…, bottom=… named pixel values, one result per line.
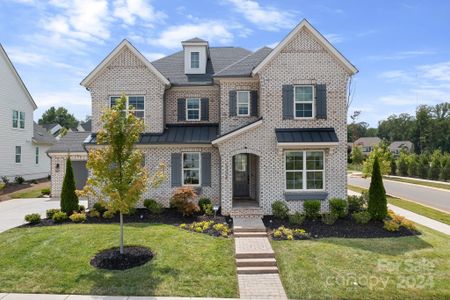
left=233, top=217, right=288, bottom=299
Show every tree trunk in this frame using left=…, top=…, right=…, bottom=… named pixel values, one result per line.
left=120, top=212, right=124, bottom=254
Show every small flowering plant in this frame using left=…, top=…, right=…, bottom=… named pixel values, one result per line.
left=272, top=226, right=310, bottom=240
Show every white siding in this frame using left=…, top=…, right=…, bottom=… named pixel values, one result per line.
left=0, top=49, right=49, bottom=180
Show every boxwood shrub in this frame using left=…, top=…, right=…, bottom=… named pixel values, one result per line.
left=303, top=200, right=321, bottom=219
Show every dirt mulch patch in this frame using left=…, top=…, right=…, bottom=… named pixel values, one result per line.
left=20, top=208, right=232, bottom=229
left=0, top=179, right=50, bottom=201
left=90, top=246, right=153, bottom=270
left=263, top=215, right=420, bottom=239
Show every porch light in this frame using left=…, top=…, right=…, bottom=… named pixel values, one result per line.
left=213, top=205, right=219, bottom=217
left=55, top=163, right=60, bottom=172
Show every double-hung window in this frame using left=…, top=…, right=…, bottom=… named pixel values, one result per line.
left=12, top=110, right=25, bottom=129
left=237, top=91, right=250, bottom=116
left=285, top=151, right=324, bottom=191
left=191, top=52, right=200, bottom=68
left=294, top=85, right=314, bottom=118
left=15, top=146, right=21, bottom=163
left=182, top=152, right=200, bottom=185
left=186, top=98, right=200, bottom=121
left=35, top=147, right=39, bottom=164
left=110, top=96, right=144, bottom=119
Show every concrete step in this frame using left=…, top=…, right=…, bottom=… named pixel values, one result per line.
left=233, top=227, right=267, bottom=233
left=235, top=252, right=275, bottom=259
left=237, top=266, right=279, bottom=274
left=236, top=258, right=277, bottom=267
left=234, top=231, right=267, bottom=237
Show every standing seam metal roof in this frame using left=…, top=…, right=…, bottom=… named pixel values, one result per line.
left=275, top=128, right=339, bottom=143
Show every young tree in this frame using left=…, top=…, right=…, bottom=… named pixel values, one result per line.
left=440, top=154, right=450, bottom=181
left=362, top=145, right=391, bottom=176
left=368, top=156, right=387, bottom=220
left=39, top=106, right=79, bottom=129
left=350, top=146, right=364, bottom=165
left=397, top=150, right=409, bottom=177
left=78, top=95, right=166, bottom=254
left=60, top=156, right=79, bottom=214
left=429, top=150, right=442, bottom=180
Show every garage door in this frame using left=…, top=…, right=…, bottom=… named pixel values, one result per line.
left=72, top=161, right=88, bottom=190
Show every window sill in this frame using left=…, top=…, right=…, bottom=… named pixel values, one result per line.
left=284, top=191, right=328, bottom=201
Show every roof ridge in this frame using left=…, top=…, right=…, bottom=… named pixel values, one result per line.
left=213, top=51, right=255, bottom=76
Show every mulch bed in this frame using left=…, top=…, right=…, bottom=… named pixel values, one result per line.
left=20, top=208, right=233, bottom=229
left=263, top=215, right=420, bottom=239
left=0, top=178, right=49, bottom=196
left=90, top=246, right=153, bottom=270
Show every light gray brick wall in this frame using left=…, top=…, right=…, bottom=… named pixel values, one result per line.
left=217, top=28, right=350, bottom=215
left=219, top=79, right=260, bottom=134
left=165, top=86, right=220, bottom=124
left=49, top=153, right=88, bottom=197
left=87, top=47, right=166, bottom=133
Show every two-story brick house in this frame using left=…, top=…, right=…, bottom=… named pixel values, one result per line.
left=48, top=19, right=357, bottom=215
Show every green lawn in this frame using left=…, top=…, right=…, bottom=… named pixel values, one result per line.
left=0, top=224, right=238, bottom=297
left=348, top=184, right=450, bottom=225
left=10, top=188, right=43, bottom=198
left=385, top=176, right=450, bottom=191
left=273, top=225, right=450, bottom=300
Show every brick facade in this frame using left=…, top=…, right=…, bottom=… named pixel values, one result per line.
left=50, top=24, right=352, bottom=216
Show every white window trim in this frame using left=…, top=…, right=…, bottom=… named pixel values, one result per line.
left=15, top=146, right=22, bottom=164
left=182, top=152, right=201, bottom=186
left=186, top=98, right=201, bottom=121
left=237, top=91, right=250, bottom=117
left=293, top=85, right=315, bottom=120
left=109, top=95, right=145, bottom=120
left=284, top=150, right=325, bottom=192
left=191, top=52, right=200, bottom=69
left=35, top=147, right=39, bottom=165
left=12, top=110, right=25, bottom=130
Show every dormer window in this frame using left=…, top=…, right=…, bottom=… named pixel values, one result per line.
left=182, top=37, right=208, bottom=74
left=191, top=52, right=200, bottom=69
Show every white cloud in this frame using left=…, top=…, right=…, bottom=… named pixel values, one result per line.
left=378, top=70, right=416, bottom=83
left=267, top=41, right=279, bottom=48
left=367, top=50, right=436, bottom=61
left=418, top=61, right=450, bottom=82
left=324, top=33, right=344, bottom=44
left=113, top=0, right=166, bottom=26
left=225, top=0, right=296, bottom=31
left=34, top=90, right=91, bottom=108
left=149, top=21, right=234, bottom=49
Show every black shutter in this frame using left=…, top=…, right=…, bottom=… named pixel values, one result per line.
left=229, top=90, right=237, bottom=116
left=316, top=84, right=327, bottom=119
left=282, top=85, right=294, bottom=119
left=201, top=152, right=211, bottom=187
left=250, top=91, right=258, bottom=116
left=177, top=98, right=186, bottom=121
left=201, top=98, right=209, bottom=121
left=171, top=153, right=181, bottom=187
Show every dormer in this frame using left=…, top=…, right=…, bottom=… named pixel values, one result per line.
left=182, top=37, right=208, bottom=74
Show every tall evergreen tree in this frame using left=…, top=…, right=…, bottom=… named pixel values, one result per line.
left=368, top=156, right=387, bottom=220
left=60, top=156, right=79, bottom=214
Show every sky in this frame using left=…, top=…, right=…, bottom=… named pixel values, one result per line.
left=1, top=0, right=450, bottom=127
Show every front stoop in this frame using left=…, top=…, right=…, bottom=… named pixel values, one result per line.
left=233, top=217, right=288, bottom=299
left=230, top=207, right=264, bottom=219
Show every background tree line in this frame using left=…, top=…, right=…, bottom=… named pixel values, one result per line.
left=348, top=102, right=450, bottom=153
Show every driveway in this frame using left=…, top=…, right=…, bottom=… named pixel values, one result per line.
left=0, top=198, right=88, bottom=233
left=348, top=175, right=450, bottom=212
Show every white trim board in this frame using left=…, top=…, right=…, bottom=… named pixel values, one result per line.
left=80, top=39, right=170, bottom=87
left=252, top=19, right=358, bottom=76
left=211, top=119, right=263, bottom=145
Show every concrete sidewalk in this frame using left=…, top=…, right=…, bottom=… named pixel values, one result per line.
left=0, top=294, right=242, bottom=300
left=348, top=190, right=450, bottom=235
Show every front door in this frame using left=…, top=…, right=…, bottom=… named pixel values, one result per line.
left=233, top=154, right=249, bottom=198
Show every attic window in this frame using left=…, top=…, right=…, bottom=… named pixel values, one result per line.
left=191, top=52, right=200, bottom=68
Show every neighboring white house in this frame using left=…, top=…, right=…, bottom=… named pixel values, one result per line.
left=0, top=44, right=55, bottom=181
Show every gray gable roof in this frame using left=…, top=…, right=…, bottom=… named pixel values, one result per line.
left=389, top=141, right=413, bottom=150
left=354, top=137, right=381, bottom=147
left=151, top=47, right=251, bottom=86
left=88, top=124, right=218, bottom=145
left=47, top=132, right=91, bottom=153
left=33, top=122, right=56, bottom=145
left=79, top=119, right=92, bottom=131
left=40, top=123, right=59, bottom=131
left=182, top=37, right=208, bottom=43
left=275, top=128, right=338, bottom=143
left=214, top=47, right=272, bottom=77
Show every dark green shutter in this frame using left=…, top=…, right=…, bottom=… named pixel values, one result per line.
left=282, top=85, right=294, bottom=119
left=316, top=84, right=327, bottom=119
left=201, top=98, right=209, bottom=121
left=171, top=153, right=181, bottom=187
left=201, top=152, right=211, bottom=187
left=229, top=91, right=237, bottom=116
left=250, top=91, right=258, bottom=116
left=177, top=98, right=186, bottom=121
